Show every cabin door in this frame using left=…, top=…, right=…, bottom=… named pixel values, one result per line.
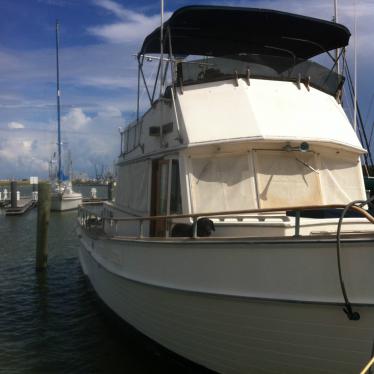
left=150, top=159, right=169, bottom=237
left=150, top=159, right=182, bottom=237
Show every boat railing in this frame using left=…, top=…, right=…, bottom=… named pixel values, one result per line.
left=78, top=202, right=374, bottom=239
left=360, top=355, right=374, bottom=374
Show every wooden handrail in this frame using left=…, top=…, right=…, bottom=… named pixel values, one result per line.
left=79, top=203, right=372, bottom=223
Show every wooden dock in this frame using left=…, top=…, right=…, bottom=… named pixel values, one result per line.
left=5, top=198, right=36, bottom=216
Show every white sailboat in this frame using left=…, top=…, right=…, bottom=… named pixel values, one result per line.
left=50, top=20, right=82, bottom=212
left=77, top=6, right=374, bottom=373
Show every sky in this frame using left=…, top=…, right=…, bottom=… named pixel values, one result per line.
left=0, top=0, right=374, bottom=179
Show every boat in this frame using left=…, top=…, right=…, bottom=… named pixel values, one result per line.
left=77, top=6, right=374, bottom=373
left=50, top=20, right=82, bottom=212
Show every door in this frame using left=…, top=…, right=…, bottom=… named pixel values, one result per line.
left=150, top=159, right=182, bottom=237
left=150, top=160, right=169, bottom=237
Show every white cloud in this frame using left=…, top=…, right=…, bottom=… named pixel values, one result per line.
left=7, top=121, right=25, bottom=129
left=62, top=107, right=92, bottom=130
left=88, top=0, right=171, bottom=44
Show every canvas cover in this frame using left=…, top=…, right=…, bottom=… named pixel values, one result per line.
left=140, top=6, right=350, bottom=59
left=189, top=150, right=365, bottom=213
left=116, top=160, right=149, bottom=213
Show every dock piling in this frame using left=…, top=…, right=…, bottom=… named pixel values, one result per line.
left=10, top=181, right=17, bottom=208
left=36, top=182, right=51, bottom=271
left=108, top=180, right=114, bottom=201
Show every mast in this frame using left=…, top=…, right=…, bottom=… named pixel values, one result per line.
left=55, top=20, right=62, bottom=182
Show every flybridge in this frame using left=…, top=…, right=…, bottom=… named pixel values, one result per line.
left=140, top=6, right=350, bottom=59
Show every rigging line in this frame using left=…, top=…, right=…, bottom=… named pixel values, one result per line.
left=336, top=196, right=374, bottom=321
left=369, top=120, right=374, bottom=152
left=344, top=64, right=368, bottom=164
left=364, top=93, right=374, bottom=128
left=139, top=57, right=158, bottom=109
left=344, top=63, right=373, bottom=166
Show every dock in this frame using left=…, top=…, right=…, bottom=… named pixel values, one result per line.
left=0, top=200, right=10, bottom=208
left=82, top=197, right=108, bottom=203
left=5, top=198, right=36, bottom=216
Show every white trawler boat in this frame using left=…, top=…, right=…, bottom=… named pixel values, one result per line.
left=78, top=6, right=374, bottom=373
left=50, top=20, right=82, bottom=212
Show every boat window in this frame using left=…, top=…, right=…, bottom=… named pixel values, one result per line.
left=170, top=160, right=182, bottom=214
left=254, top=150, right=322, bottom=208
left=116, top=160, right=149, bottom=213
left=178, top=55, right=343, bottom=96
left=189, top=154, right=257, bottom=212
left=319, top=151, right=365, bottom=204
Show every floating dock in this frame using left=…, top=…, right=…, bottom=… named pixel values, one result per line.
left=5, top=198, right=36, bottom=216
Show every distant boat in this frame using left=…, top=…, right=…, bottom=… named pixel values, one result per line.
left=50, top=20, right=82, bottom=211
left=78, top=6, right=374, bottom=373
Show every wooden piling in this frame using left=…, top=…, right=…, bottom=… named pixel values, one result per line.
left=108, top=180, right=114, bottom=201
left=10, top=181, right=17, bottom=208
left=36, top=182, right=51, bottom=271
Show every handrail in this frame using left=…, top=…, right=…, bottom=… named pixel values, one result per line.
left=360, top=356, right=374, bottom=374
left=80, top=202, right=373, bottom=223
left=78, top=202, right=374, bottom=239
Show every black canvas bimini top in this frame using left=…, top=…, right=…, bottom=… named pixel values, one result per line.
left=140, top=6, right=351, bottom=59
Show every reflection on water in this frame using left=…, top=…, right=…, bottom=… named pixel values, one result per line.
left=0, top=187, right=207, bottom=373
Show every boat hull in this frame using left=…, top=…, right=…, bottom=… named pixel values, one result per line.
left=78, top=229, right=374, bottom=373
left=51, top=192, right=82, bottom=211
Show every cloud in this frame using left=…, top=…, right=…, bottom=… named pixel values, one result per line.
left=7, top=121, right=25, bottom=129
left=62, top=107, right=92, bottom=130
left=88, top=0, right=171, bottom=44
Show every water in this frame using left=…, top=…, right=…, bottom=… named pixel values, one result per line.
left=0, top=186, right=206, bottom=374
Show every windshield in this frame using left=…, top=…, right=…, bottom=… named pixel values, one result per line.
left=177, top=54, right=344, bottom=97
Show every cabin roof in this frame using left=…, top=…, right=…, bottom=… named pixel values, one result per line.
left=140, top=6, right=351, bottom=59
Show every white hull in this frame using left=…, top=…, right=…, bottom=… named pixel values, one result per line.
left=78, top=228, right=374, bottom=373
left=51, top=192, right=82, bottom=211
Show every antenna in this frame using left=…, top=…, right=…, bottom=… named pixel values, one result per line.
left=55, top=20, right=62, bottom=182
left=159, top=0, right=164, bottom=97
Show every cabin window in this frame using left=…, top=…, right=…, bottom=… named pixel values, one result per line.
left=254, top=150, right=322, bottom=208
left=189, top=154, right=257, bottom=213
left=116, top=160, right=149, bottom=213
left=170, top=160, right=182, bottom=214
left=318, top=151, right=365, bottom=204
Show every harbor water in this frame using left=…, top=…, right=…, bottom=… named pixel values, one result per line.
left=0, top=185, right=206, bottom=374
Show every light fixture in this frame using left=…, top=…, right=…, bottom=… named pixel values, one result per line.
left=283, top=142, right=310, bottom=152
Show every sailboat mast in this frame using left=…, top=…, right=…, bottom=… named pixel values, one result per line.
left=55, top=20, right=62, bottom=182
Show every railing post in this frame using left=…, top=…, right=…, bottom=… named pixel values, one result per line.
left=294, top=211, right=301, bottom=237
left=139, top=219, right=144, bottom=238
left=192, top=217, right=198, bottom=239
left=165, top=217, right=169, bottom=238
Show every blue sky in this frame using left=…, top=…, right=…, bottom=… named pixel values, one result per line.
left=0, top=0, right=373, bottom=179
